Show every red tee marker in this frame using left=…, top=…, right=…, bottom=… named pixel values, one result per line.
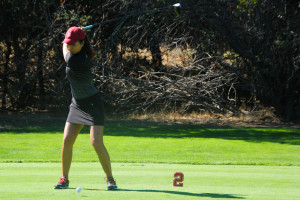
left=173, top=172, right=184, bottom=187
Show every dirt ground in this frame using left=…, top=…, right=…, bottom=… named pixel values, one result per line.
left=1, top=111, right=299, bottom=129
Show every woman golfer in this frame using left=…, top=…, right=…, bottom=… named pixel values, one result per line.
left=54, top=26, right=117, bottom=190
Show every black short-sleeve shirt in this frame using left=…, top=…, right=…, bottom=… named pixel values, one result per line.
left=65, top=50, right=97, bottom=99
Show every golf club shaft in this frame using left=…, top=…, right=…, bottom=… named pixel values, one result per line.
left=83, top=16, right=126, bottom=30
left=83, top=4, right=180, bottom=30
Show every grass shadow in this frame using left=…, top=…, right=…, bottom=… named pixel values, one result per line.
left=1, top=120, right=299, bottom=145
left=0, top=126, right=64, bottom=134
left=102, top=125, right=300, bottom=145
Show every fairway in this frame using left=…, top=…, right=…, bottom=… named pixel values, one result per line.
left=0, top=163, right=299, bottom=200
left=1, top=122, right=300, bottom=199
left=1, top=125, right=300, bottom=165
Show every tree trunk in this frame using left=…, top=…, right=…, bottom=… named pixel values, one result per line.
left=150, top=37, right=162, bottom=71
left=37, top=46, right=46, bottom=110
left=1, top=41, right=12, bottom=110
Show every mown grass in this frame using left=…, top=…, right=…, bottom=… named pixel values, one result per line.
left=0, top=124, right=299, bottom=165
left=0, top=123, right=300, bottom=200
left=0, top=163, right=299, bottom=200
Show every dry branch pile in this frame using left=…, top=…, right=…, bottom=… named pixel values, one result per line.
left=93, top=54, right=237, bottom=114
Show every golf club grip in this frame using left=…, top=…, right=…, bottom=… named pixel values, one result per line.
left=83, top=25, right=94, bottom=30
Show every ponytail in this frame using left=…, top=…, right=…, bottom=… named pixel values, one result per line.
left=80, top=37, right=95, bottom=59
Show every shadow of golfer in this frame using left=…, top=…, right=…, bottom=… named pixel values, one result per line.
left=85, top=188, right=244, bottom=199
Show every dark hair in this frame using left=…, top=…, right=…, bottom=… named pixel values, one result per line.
left=79, top=37, right=95, bottom=59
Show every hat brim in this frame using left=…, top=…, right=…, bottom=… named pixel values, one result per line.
left=62, top=38, right=77, bottom=45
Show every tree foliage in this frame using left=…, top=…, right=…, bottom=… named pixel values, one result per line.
left=0, top=0, right=299, bottom=120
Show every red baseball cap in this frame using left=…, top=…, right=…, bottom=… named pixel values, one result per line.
left=62, top=26, right=85, bottom=45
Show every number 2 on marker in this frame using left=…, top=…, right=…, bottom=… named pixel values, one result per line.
left=173, top=172, right=184, bottom=187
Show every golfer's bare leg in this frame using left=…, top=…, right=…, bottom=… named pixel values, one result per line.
left=62, top=122, right=83, bottom=179
left=90, top=126, right=113, bottom=178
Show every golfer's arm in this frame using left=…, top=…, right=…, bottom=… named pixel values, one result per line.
left=62, top=43, right=70, bottom=62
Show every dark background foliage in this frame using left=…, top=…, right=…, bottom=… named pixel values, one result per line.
left=0, top=0, right=299, bottom=121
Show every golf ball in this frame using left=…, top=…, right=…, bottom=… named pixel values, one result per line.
left=76, top=187, right=81, bottom=193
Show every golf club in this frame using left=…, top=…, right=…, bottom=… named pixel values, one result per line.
left=82, top=3, right=181, bottom=30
